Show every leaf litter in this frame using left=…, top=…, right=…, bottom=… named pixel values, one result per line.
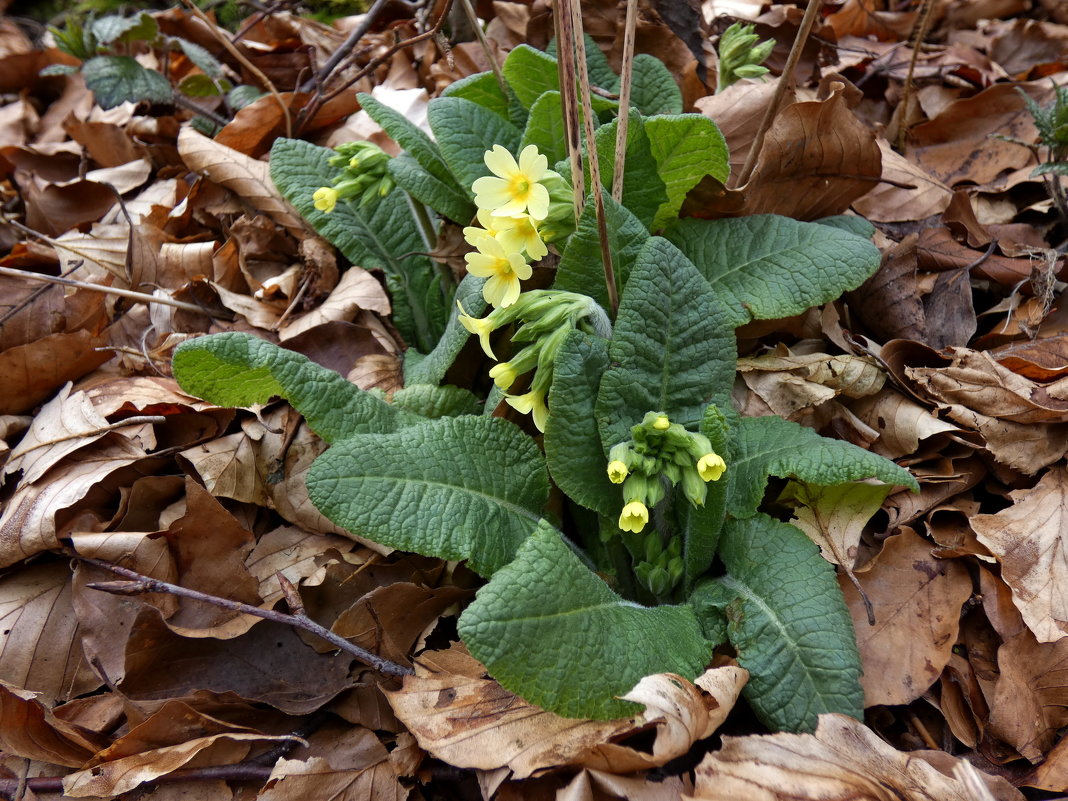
left=0, top=0, right=1067, bottom=798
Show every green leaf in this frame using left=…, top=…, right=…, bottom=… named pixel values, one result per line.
left=521, top=91, right=568, bottom=165
left=664, top=215, right=882, bottom=327
left=502, top=44, right=561, bottom=108
left=82, top=56, right=173, bottom=109
left=594, top=112, right=668, bottom=230
left=629, top=54, right=682, bottom=116
left=596, top=237, right=736, bottom=451
left=442, top=72, right=510, bottom=118
left=544, top=34, right=620, bottom=94
left=178, top=73, right=222, bottom=97
left=815, top=214, right=875, bottom=238
left=554, top=190, right=650, bottom=312
left=690, top=515, right=864, bottom=732
left=545, top=331, right=618, bottom=518
left=727, top=415, right=919, bottom=519
left=172, top=332, right=396, bottom=443
left=391, top=384, right=482, bottom=418
left=404, top=275, right=487, bottom=386
left=269, top=137, right=446, bottom=351
left=388, top=154, right=476, bottom=223
left=358, top=92, right=456, bottom=185
left=177, top=38, right=224, bottom=79
left=228, top=85, right=266, bottom=109
left=460, top=526, right=711, bottom=719
left=39, top=64, right=80, bottom=76
left=644, top=115, right=729, bottom=230
left=427, top=96, right=522, bottom=191
left=91, top=12, right=157, bottom=45
left=307, top=416, right=549, bottom=576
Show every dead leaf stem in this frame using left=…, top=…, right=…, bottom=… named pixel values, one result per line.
left=79, top=557, right=415, bottom=678
left=737, top=0, right=823, bottom=186
left=894, top=0, right=937, bottom=152
left=0, top=265, right=210, bottom=315
left=611, top=0, right=637, bottom=204
left=456, top=0, right=507, bottom=95
left=554, top=0, right=584, bottom=220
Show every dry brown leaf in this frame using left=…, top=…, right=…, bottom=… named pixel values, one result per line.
left=988, top=630, right=1068, bottom=761
left=737, top=348, right=884, bottom=419
left=386, top=645, right=746, bottom=779
left=839, top=528, right=972, bottom=706
left=177, top=125, right=308, bottom=238
left=178, top=429, right=268, bottom=506
left=853, top=138, right=954, bottom=223
left=245, top=525, right=358, bottom=607
left=971, top=468, right=1068, bottom=643
left=850, top=390, right=971, bottom=459
left=0, top=330, right=112, bottom=415
left=559, top=768, right=688, bottom=801
left=0, top=561, right=99, bottom=704
left=0, top=680, right=106, bottom=768
left=279, top=266, right=391, bottom=341
left=688, top=714, right=1023, bottom=801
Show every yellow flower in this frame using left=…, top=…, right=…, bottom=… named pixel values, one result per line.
left=607, top=460, right=629, bottom=483
left=464, top=236, right=532, bottom=308
left=313, top=186, right=339, bottom=213
left=488, top=361, right=519, bottom=391
left=463, top=208, right=505, bottom=249
left=472, top=144, right=551, bottom=220
left=653, top=415, right=670, bottom=430
left=618, top=500, right=649, bottom=533
left=496, top=214, right=548, bottom=260
left=697, top=452, right=727, bottom=482
left=506, top=388, right=549, bottom=432
left=458, top=311, right=497, bottom=359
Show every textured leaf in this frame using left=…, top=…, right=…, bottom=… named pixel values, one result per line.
left=428, top=96, right=522, bottom=191
left=358, top=92, right=455, bottom=184
left=90, top=13, right=157, bottom=45
left=270, top=137, right=446, bottom=351
left=645, top=115, right=729, bottom=230
left=629, top=54, right=683, bottom=116
left=404, top=275, right=487, bottom=386
left=816, top=214, right=875, bottom=237
left=554, top=190, right=650, bottom=312
left=665, top=215, right=882, bottom=327
left=82, top=55, right=172, bottom=109
left=679, top=405, right=734, bottom=592
left=521, top=91, right=568, bottom=165
left=545, top=331, right=617, bottom=517
left=460, top=526, right=711, bottom=719
left=691, top=515, right=864, bottom=732
left=172, top=332, right=396, bottom=443
left=388, top=153, right=476, bottom=223
left=306, top=416, right=549, bottom=576
left=597, top=237, right=736, bottom=451
left=391, top=384, right=482, bottom=418
left=442, top=72, right=511, bottom=119
left=177, top=37, right=224, bottom=79
left=595, top=112, right=668, bottom=230
left=727, top=416, right=918, bottom=519
left=503, top=44, right=560, bottom=108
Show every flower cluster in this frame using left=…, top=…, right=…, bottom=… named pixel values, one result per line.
left=607, top=412, right=727, bottom=534
left=458, top=290, right=608, bottom=432
left=464, top=144, right=574, bottom=309
left=312, top=141, right=395, bottom=213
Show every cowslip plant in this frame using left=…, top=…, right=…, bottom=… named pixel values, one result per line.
left=174, top=41, right=919, bottom=731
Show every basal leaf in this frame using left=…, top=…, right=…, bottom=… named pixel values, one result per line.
left=428, top=96, right=522, bottom=191
left=357, top=92, right=456, bottom=185
left=460, top=525, right=711, bottom=719
left=545, top=331, right=617, bottom=517
left=404, top=275, right=487, bottom=387
left=679, top=404, right=734, bottom=592
left=727, top=415, right=918, bottom=519
left=177, top=38, right=225, bottom=79
left=690, top=514, right=864, bottom=732
left=554, top=190, right=649, bottom=311
left=442, top=72, right=510, bottom=119
left=644, top=115, right=729, bottom=230
left=269, top=137, right=446, bottom=351
left=629, top=54, right=683, bottom=116
left=172, top=332, right=396, bottom=443
left=502, top=44, right=560, bottom=108
left=816, top=214, right=875, bottom=238
left=521, top=91, right=568, bottom=165
left=596, top=237, right=735, bottom=452
left=82, top=56, right=172, bottom=110
left=306, top=416, right=549, bottom=576
left=388, top=153, right=476, bottom=223
left=594, top=112, right=668, bottom=230
left=391, top=384, right=482, bottom=418
left=91, top=12, right=157, bottom=45
left=665, top=215, right=882, bottom=327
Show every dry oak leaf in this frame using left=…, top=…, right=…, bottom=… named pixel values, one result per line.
left=386, top=646, right=746, bottom=779
left=852, top=138, right=953, bottom=223
left=687, top=713, right=1023, bottom=801
left=0, top=680, right=107, bottom=767
left=838, top=528, right=973, bottom=706
left=971, top=467, right=1068, bottom=643
left=279, top=266, right=392, bottom=341
left=177, top=125, right=309, bottom=238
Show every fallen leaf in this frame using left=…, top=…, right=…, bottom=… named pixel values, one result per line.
left=972, top=467, right=1068, bottom=643
left=852, top=138, right=953, bottom=223
left=688, top=713, right=1023, bottom=801
left=839, top=528, right=972, bottom=706
left=0, top=680, right=106, bottom=768
left=279, top=266, right=391, bottom=341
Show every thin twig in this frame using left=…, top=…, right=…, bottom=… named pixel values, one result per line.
left=569, top=1, right=618, bottom=315
left=79, top=557, right=414, bottom=678
left=611, top=0, right=638, bottom=203
left=894, top=0, right=936, bottom=152
left=555, top=0, right=584, bottom=220
left=171, top=92, right=230, bottom=128
left=300, top=0, right=392, bottom=93
left=456, top=0, right=507, bottom=94
left=10, top=416, right=166, bottom=457
left=737, top=0, right=823, bottom=186
left=179, top=0, right=293, bottom=138
left=0, top=265, right=211, bottom=314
